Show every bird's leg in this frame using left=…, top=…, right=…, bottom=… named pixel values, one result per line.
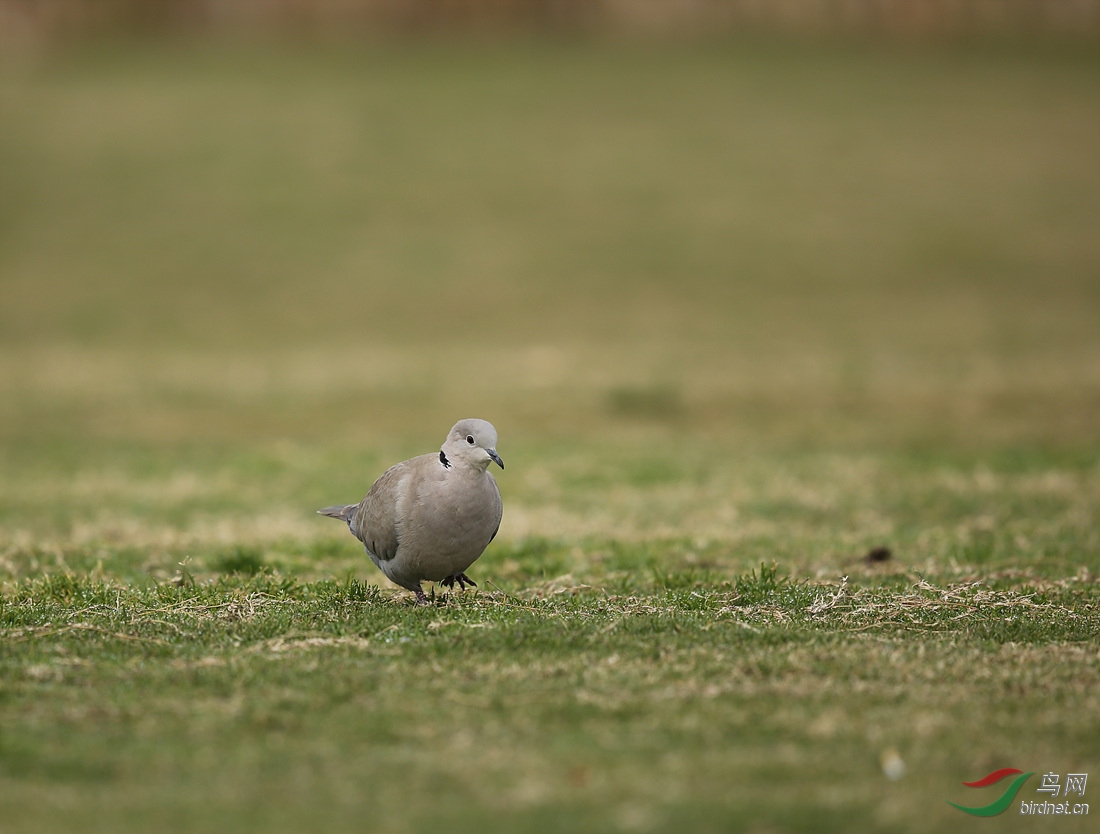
left=440, top=575, right=455, bottom=589
left=413, top=587, right=431, bottom=606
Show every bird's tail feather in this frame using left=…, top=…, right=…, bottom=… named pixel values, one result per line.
left=317, top=504, right=356, bottom=520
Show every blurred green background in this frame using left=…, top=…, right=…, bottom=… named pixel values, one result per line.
left=0, top=4, right=1097, bottom=604
left=1, top=5, right=1098, bottom=562
left=1, top=6, right=1099, bottom=833
left=2, top=28, right=1098, bottom=460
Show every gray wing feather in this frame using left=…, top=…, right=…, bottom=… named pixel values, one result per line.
left=487, top=476, right=503, bottom=544
left=349, top=461, right=408, bottom=562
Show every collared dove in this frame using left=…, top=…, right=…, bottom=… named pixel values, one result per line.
left=318, top=419, right=504, bottom=605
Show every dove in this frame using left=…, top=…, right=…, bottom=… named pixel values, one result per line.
left=318, top=419, right=504, bottom=605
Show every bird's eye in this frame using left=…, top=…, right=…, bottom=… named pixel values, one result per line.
left=466, top=435, right=475, bottom=445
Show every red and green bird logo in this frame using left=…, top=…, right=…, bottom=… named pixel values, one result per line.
left=947, top=768, right=1034, bottom=816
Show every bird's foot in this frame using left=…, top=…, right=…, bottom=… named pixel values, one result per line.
left=441, top=572, right=477, bottom=591
left=413, top=588, right=431, bottom=606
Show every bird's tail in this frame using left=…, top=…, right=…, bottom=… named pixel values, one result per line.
left=317, top=504, right=356, bottom=521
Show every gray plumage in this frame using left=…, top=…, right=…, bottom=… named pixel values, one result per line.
left=318, top=419, right=504, bottom=604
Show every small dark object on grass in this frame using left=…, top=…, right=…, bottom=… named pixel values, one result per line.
left=864, top=546, right=892, bottom=564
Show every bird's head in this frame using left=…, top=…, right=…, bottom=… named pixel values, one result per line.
left=442, top=419, right=504, bottom=471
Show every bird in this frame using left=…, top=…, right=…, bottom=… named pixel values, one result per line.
left=318, top=419, right=504, bottom=605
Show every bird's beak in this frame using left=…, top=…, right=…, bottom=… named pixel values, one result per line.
left=488, top=449, right=504, bottom=470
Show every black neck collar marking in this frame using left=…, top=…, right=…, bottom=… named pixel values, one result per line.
left=439, top=450, right=451, bottom=469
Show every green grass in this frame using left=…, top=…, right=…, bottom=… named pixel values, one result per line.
left=1, top=36, right=1099, bottom=833
left=1, top=566, right=1097, bottom=833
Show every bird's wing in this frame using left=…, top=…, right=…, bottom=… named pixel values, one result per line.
left=351, top=460, right=413, bottom=562
left=487, top=473, right=503, bottom=544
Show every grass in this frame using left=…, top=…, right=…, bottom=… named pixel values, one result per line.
left=2, top=566, right=1097, bottom=833
left=1, top=35, right=1099, bottom=833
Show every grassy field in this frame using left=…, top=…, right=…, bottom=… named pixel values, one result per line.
left=1, top=37, right=1099, bottom=833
